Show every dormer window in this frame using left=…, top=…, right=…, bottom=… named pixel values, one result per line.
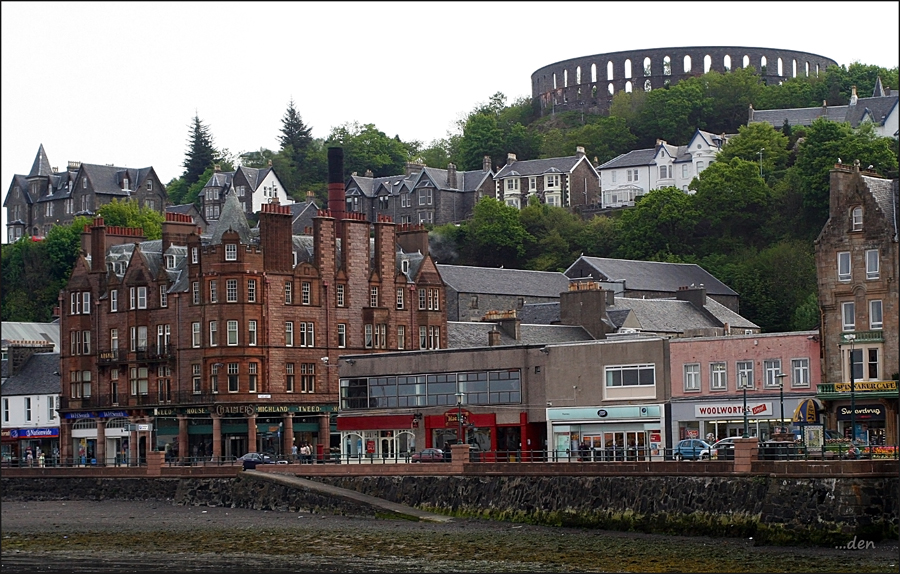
left=165, top=254, right=177, bottom=269
left=225, top=244, right=237, bottom=261
left=401, top=259, right=410, bottom=274
left=123, top=178, right=129, bottom=191
left=851, top=207, right=863, bottom=231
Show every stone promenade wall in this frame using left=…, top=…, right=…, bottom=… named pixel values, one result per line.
left=3, top=474, right=896, bottom=546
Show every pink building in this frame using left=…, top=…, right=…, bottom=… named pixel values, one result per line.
left=668, top=331, right=822, bottom=442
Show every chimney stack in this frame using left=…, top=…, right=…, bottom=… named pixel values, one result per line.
left=507, top=153, right=517, bottom=165
left=483, top=155, right=492, bottom=173
left=327, top=147, right=346, bottom=235
left=576, top=146, right=585, bottom=158
left=849, top=85, right=858, bottom=105
left=447, top=163, right=457, bottom=188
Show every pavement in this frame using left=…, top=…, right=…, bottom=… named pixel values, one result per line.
left=244, top=470, right=454, bottom=523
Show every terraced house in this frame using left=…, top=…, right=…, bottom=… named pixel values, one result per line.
left=57, top=148, right=447, bottom=466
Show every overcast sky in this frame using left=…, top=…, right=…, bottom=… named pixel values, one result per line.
left=3, top=1, right=899, bottom=241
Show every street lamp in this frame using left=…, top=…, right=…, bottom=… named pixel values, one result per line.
left=739, top=373, right=750, bottom=438
left=775, top=372, right=788, bottom=434
left=846, top=333, right=857, bottom=442
left=455, top=391, right=465, bottom=446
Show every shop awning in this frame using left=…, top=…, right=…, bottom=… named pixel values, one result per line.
left=792, top=398, right=824, bottom=423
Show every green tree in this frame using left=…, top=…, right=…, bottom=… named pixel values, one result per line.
left=689, top=158, right=773, bottom=254
left=614, top=187, right=698, bottom=260
left=716, top=122, right=790, bottom=178
left=703, top=67, right=765, bottom=133
left=575, top=214, right=621, bottom=257
left=278, top=98, right=313, bottom=160
left=464, top=197, right=533, bottom=268
left=325, top=122, right=410, bottom=177
left=97, top=199, right=164, bottom=240
left=182, top=114, right=220, bottom=186
left=792, top=119, right=898, bottom=224
left=457, top=113, right=505, bottom=171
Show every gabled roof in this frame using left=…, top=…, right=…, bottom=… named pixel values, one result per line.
left=494, top=155, right=595, bottom=179
left=862, top=174, right=900, bottom=241
left=1, top=322, right=61, bottom=353
left=437, top=264, right=570, bottom=298
left=565, top=256, right=738, bottom=297
left=0, top=353, right=61, bottom=395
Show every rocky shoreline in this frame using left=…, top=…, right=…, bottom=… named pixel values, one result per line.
left=1, top=500, right=897, bottom=573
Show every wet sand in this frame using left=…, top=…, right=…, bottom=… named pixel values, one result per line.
left=1, top=500, right=897, bottom=573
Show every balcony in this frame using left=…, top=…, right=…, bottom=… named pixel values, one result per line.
left=839, top=331, right=884, bottom=345
left=136, top=345, right=174, bottom=362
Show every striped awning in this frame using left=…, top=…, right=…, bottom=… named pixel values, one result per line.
left=792, top=398, right=824, bottom=423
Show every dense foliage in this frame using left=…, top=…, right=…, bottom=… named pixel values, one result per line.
left=3, top=62, right=898, bottom=332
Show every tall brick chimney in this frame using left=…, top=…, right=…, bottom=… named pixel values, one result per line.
left=560, top=281, right=609, bottom=339
left=397, top=223, right=429, bottom=256
left=260, top=202, right=293, bottom=272
left=327, top=147, right=346, bottom=235
left=447, top=163, right=457, bottom=189
left=88, top=216, right=106, bottom=272
left=162, top=212, right=196, bottom=253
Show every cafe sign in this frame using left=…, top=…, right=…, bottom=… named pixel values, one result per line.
left=833, top=381, right=897, bottom=392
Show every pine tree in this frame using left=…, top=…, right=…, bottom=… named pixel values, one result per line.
left=279, top=98, right=312, bottom=162
left=182, top=114, right=219, bottom=186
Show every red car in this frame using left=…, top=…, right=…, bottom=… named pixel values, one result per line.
left=410, top=448, right=447, bottom=462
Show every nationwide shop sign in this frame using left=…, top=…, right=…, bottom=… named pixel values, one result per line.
left=11, top=428, right=59, bottom=438
left=694, top=402, right=773, bottom=418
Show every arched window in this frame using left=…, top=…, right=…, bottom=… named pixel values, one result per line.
left=592, top=85, right=597, bottom=98
left=624, top=59, right=632, bottom=79
left=608, top=83, right=614, bottom=95
left=643, top=57, right=651, bottom=76
left=684, top=55, right=692, bottom=73
left=663, top=56, right=672, bottom=75
left=704, top=54, right=712, bottom=73
left=792, top=59, right=797, bottom=78
left=607, top=61, right=614, bottom=80
left=777, top=57, right=783, bottom=76
left=816, top=63, right=820, bottom=77
left=564, top=69, right=568, bottom=87
left=625, top=81, right=633, bottom=93
left=591, top=63, right=597, bottom=83
left=552, top=73, right=557, bottom=89
left=805, top=61, right=810, bottom=77
left=576, top=66, right=581, bottom=84
left=760, top=55, right=767, bottom=72
left=644, top=79, right=652, bottom=92
left=723, top=55, right=731, bottom=72
left=743, top=55, right=750, bottom=68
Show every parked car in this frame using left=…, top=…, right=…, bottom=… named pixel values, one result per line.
left=672, top=439, right=712, bottom=461
left=238, top=452, right=274, bottom=470
left=410, top=448, right=447, bottom=463
left=707, top=436, right=758, bottom=459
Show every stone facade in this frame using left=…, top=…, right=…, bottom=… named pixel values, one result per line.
left=532, top=46, right=837, bottom=118
left=814, top=163, right=899, bottom=444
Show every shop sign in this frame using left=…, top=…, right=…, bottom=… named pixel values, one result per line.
left=256, top=405, right=291, bottom=414
left=215, top=404, right=254, bottom=416
left=98, top=410, right=128, bottom=418
left=185, top=407, right=209, bottom=415
left=694, top=402, right=773, bottom=418
left=833, top=381, right=897, bottom=392
left=153, top=408, right=176, bottom=416
left=64, top=412, right=96, bottom=419
left=836, top=405, right=885, bottom=420
left=597, top=409, right=608, bottom=417
left=13, top=428, right=59, bottom=438
left=445, top=410, right=469, bottom=425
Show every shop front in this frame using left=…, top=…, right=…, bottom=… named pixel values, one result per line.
left=7, top=427, right=59, bottom=466
left=671, top=396, right=817, bottom=444
left=547, top=405, right=665, bottom=461
left=816, top=380, right=898, bottom=445
left=336, top=413, right=419, bottom=461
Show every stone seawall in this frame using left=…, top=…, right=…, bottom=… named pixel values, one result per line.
left=3, top=474, right=897, bottom=546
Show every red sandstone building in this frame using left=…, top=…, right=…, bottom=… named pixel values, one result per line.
left=57, top=149, right=447, bottom=465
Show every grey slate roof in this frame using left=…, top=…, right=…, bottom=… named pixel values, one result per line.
left=749, top=95, right=898, bottom=129
left=1, top=322, right=60, bottom=353
left=437, top=264, right=570, bottom=298
left=206, top=190, right=253, bottom=245
left=862, top=174, right=900, bottom=241
left=0, top=353, right=61, bottom=395
left=28, top=144, right=53, bottom=177
left=494, top=155, right=596, bottom=179
left=447, top=321, right=593, bottom=349
left=518, top=302, right=561, bottom=324
left=598, top=148, right=659, bottom=170
left=565, top=256, right=737, bottom=297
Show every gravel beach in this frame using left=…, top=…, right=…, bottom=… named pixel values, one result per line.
left=2, top=500, right=897, bottom=573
